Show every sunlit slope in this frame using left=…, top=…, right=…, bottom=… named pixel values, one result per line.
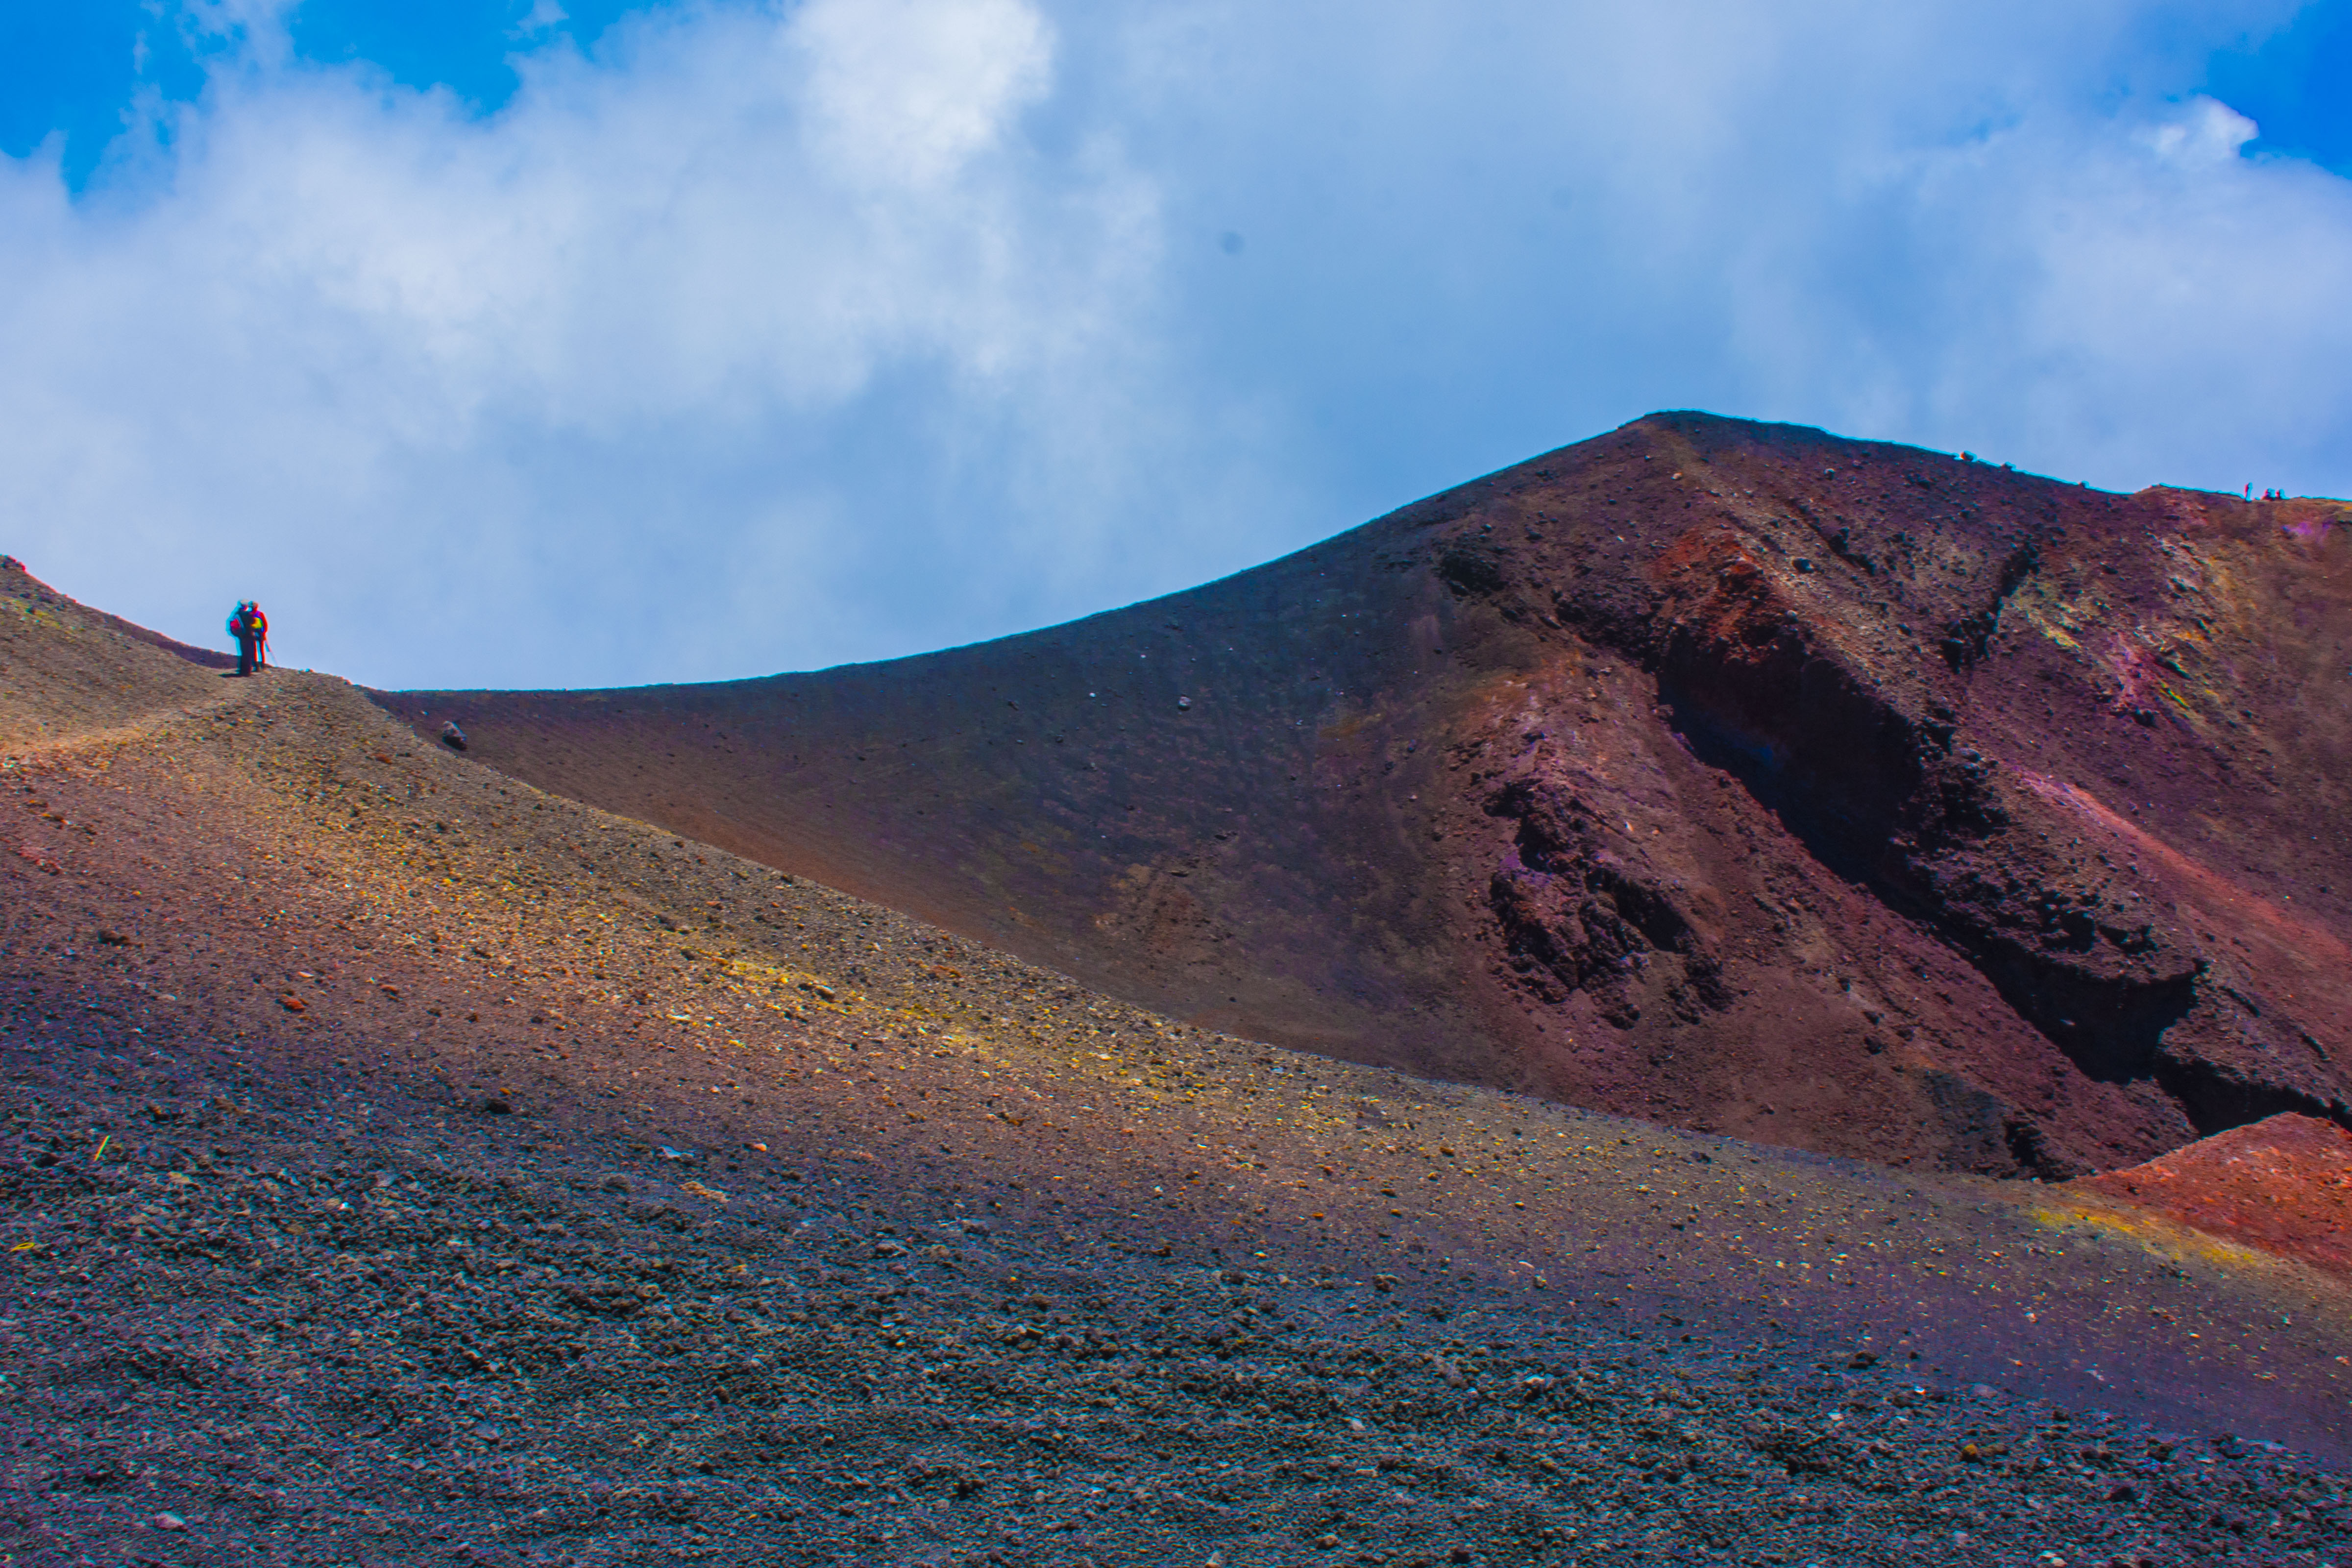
left=0, top=558, right=230, bottom=750
left=378, top=412, right=2352, bottom=1179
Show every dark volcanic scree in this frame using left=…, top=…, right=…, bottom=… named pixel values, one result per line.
left=384, top=413, right=2352, bottom=1181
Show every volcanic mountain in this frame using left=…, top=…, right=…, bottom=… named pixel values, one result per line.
left=380, top=413, right=2352, bottom=1181
left=7, top=483, right=2352, bottom=1564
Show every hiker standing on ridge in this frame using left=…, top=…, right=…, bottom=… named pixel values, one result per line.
left=228, top=600, right=269, bottom=676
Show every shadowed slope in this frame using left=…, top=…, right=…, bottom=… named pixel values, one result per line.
left=379, top=413, right=2352, bottom=1179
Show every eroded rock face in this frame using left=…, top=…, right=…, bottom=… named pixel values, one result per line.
left=1345, top=416, right=2352, bottom=1176
left=378, top=412, right=2352, bottom=1178
left=1483, top=773, right=1736, bottom=1031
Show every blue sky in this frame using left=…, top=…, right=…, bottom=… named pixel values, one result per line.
left=3, top=0, right=2351, bottom=688
left=10, top=2, right=2350, bottom=180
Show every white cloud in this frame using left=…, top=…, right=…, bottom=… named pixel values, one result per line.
left=798, top=0, right=1054, bottom=190
left=2145, top=95, right=2260, bottom=166
left=1, top=0, right=2347, bottom=687
left=514, top=0, right=570, bottom=38
left=0, top=0, right=1175, bottom=686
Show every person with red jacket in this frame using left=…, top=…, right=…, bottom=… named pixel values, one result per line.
left=228, top=601, right=269, bottom=675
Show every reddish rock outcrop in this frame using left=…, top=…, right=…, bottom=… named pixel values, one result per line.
left=2084, top=1114, right=2352, bottom=1276
left=377, top=413, right=2352, bottom=1178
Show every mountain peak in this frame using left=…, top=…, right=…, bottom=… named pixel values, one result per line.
left=378, top=416, right=2352, bottom=1177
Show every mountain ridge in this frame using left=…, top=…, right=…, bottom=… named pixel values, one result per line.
left=374, top=411, right=2352, bottom=1179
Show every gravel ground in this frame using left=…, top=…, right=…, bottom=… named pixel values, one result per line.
left=2, top=568, right=2349, bottom=1567
left=3, top=999, right=2347, bottom=1568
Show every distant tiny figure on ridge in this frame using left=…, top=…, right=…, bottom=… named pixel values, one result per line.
left=228, top=600, right=269, bottom=676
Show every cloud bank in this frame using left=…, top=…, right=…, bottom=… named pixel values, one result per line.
left=2, top=0, right=2346, bottom=686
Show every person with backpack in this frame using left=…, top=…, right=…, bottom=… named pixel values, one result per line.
left=228, top=601, right=270, bottom=675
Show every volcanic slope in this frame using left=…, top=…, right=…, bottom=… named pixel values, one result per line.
left=383, top=413, right=2352, bottom=1181
left=4, top=562, right=2352, bottom=1568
